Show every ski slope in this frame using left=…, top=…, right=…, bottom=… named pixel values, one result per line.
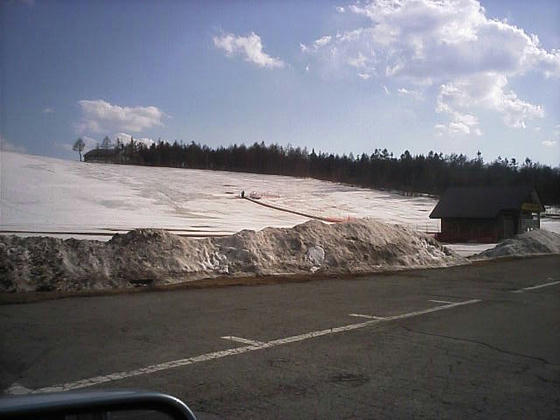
left=1, top=151, right=558, bottom=243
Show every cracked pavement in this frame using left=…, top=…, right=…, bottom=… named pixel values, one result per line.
left=1, top=256, right=559, bottom=418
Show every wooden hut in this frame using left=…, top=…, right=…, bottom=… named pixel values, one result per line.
left=429, top=186, right=544, bottom=243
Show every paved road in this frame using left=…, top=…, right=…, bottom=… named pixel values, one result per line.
left=1, top=256, right=559, bottom=419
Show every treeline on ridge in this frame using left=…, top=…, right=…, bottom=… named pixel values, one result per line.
left=83, top=139, right=560, bottom=204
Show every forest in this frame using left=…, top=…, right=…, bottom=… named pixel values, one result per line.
left=83, top=138, right=560, bottom=204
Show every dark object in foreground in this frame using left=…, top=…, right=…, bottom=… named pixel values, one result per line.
left=0, top=390, right=197, bottom=419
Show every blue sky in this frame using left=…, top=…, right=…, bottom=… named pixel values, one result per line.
left=2, top=0, right=559, bottom=166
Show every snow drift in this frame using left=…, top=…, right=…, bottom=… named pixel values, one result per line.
left=474, top=230, right=560, bottom=259
left=0, top=219, right=465, bottom=293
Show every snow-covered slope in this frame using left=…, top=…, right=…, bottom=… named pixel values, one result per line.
left=1, top=151, right=558, bottom=239
left=0, top=152, right=440, bottom=238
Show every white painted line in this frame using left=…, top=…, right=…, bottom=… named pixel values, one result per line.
left=348, top=313, right=386, bottom=320
left=511, top=280, right=560, bottom=293
left=429, top=299, right=455, bottom=304
left=221, top=336, right=265, bottom=347
left=6, top=299, right=480, bottom=395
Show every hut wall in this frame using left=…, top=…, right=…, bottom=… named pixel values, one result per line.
left=439, top=218, right=499, bottom=243
left=498, top=211, right=516, bottom=239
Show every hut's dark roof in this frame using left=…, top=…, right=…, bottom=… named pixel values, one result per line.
left=429, top=186, right=544, bottom=219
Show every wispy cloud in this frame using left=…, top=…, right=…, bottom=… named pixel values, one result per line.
left=542, top=140, right=557, bottom=147
left=397, top=87, right=422, bottom=100
left=213, top=32, right=285, bottom=69
left=42, top=107, right=54, bottom=114
left=314, top=35, right=332, bottom=49
left=348, top=52, right=368, bottom=69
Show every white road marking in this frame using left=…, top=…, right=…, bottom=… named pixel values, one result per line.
left=221, top=336, right=265, bottom=346
left=348, top=313, right=386, bottom=320
left=429, top=299, right=455, bottom=304
left=5, top=299, right=481, bottom=395
left=511, top=280, right=560, bottom=293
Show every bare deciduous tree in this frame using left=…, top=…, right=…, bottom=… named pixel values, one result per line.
left=73, top=138, right=85, bottom=161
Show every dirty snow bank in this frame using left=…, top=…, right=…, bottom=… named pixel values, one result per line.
left=0, top=219, right=466, bottom=293
left=474, top=230, right=560, bottom=259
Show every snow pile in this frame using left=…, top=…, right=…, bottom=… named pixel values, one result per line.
left=0, top=219, right=465, bottom=293
left=474, top=230, right=560, bottom=259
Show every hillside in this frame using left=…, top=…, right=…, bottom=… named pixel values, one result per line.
left=1, top=152, right=443, bottom=240
left=84, top=141, right=560, bottom=204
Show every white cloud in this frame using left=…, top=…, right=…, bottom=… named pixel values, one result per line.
left=336, top=6, right=345, bottom=13
left=542, top=140, right=557, bottom=147
left=345, top=0, right=560, bottom=80
left=0, top=136, right=26, bottom=153
left=397, top=87, right=422, bottom=99
left=213, top=32, right=285, bottom=69
left=348, top=52, right=368, bottom=68
left=436, top=73, right=543, bottom=131
left=300, top=36, right=335, bottom=55
left=42, top=107, right=54, bottom=114
left=434, top=112, right=482, bottom=137
left=305, top=64, right=310, bottom=72
left=383, top=85, right=390, bottom=95
left=113, top=132, right=155, bottom=147
left=358, top=73, right=371, bottom=80
left=303, top=0, right=559, bottom=135
left=76, top=99, right=165, bottom=134
left=314, top=35, right=332, bottom=48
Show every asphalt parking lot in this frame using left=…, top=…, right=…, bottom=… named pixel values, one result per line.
left=1, top=256, right=559, bottom=419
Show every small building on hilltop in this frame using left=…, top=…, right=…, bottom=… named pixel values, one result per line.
left=83, top=148, right=120, bottom=163
left=430, top=186, right=544, bottom=243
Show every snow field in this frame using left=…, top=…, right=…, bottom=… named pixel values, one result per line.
left=1, top=152, right=441, bottom=238
left=1, top=151, right=559, bottom=259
